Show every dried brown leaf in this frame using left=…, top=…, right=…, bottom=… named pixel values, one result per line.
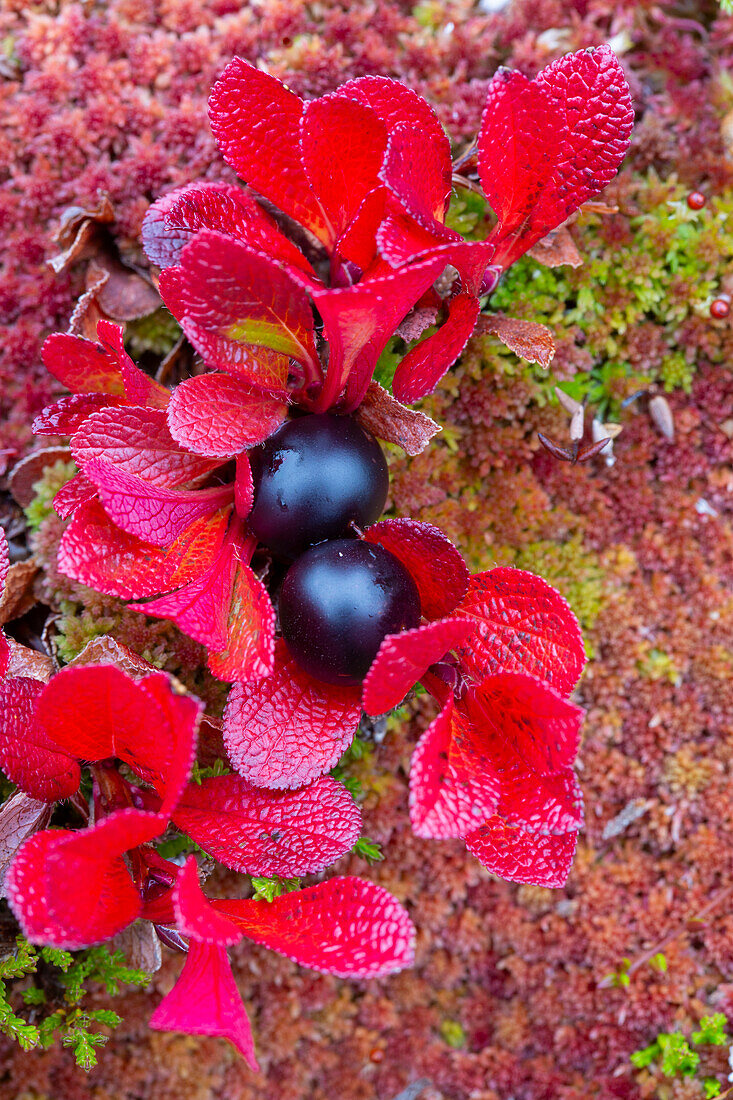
left=69, top=268, right=110, bottom=338
left=67, top=635, right=157, bottom=677
left=113, top=920, right=163, bottom=973
left=88, top=257, right=160, bottom=321
left=396, top=306, right=439, bottom=343
left=0, top=561, right=39, bottom=625
left=649, top=395, right=675, bottom=441
left=6, top=639, right=54, bottom=682
left=478, top=313, right=556, bottom=368
left=9, top=447, right=73, bottom=506
left=0, top=793, right=52, bottom=894
left=528, top=224, right=583, bottom=268
left=356, top=381, right=442, bottom=456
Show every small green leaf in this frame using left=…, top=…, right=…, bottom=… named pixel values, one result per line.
left=693, top=1013, right=729, bottom=1047
left=703, top=1078, right=722, bottom=1098
left=630, top=1042, right=659, bottom=1069
left=352, top=837, right=385, bottom=863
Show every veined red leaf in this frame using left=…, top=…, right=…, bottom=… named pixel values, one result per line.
left=392, top=293, right=480, bottom=404
left=462, top=672, right=583, bottom=776
left=58, top=498, right=175, bottom=600
left=130, top=527, right=240, bottom=649
left=173, top=774, right=361, bottom=877
left=99, top=322, right=169, bottom=409
left=478, top=47, right=634, bottom=268
left=167, top=373, right=287, bottom=459
left=301, top=95, right=387, bottom=243
left=7, top=809, right=166, bottom=949
left=149, top=941, right=258, bottom=1070
left=209, top=57, right=332, bottom=247
left=215, top=877, right=415, bottom=978
left=223, top=641, right=360, bottom=788
left=454, top=567, right=586, bottom=695
left=465, top=816, right=578, bottom=888
left=52, top=471, right=99, bottom=520
left=363, top=617, right=475, bottom=716
left=365, top=518, right=470, bottom=619
left=173, top=857, right=241, bottom=946
left=72, top=406, right=220, bottom=488
left=84, top=459, right=232, bottom=548
left=165, top=508, right=231, bottom=588
left=336, top=75, right=450, bottom=161
left=380, top=120, right=452, bottom=228
left=173, top=230, right=319, bottom=375
left=0, top=677, right=80, bottom=802
left=497, top=759, right=583, bottom=835
left=142, top=182, right=314, bottom=276
left=378, top=210, right=496, bottom=296
left=33, top=393, right=128, bottom=437
left=41, top=327, right=127, bottom=396
left=207, top=562, right=276, bottom=683
left=409, top=695, right=500, bottom=839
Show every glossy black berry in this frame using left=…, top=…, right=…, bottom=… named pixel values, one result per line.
left=248, top=414, right=389, bottom=558
left=279, top=539, right=421, bottom=685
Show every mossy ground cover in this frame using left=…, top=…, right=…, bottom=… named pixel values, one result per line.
left=1, top=0, right=733, bottom=1097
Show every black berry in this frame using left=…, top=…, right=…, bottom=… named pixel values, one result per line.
left=248, top=414, right=389, bottom=558
left=279, top=539, right=421, bottom=685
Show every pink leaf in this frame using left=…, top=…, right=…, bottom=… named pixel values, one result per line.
left=84, top=459, right=232, bottom=548
left=167, top=374, right=287, bottom=459
left=392, top=293, right=480, bottom=404
left=301, top=95, right=386, bottom=244
left=215, top=877, right=415, bottom=978
left=173, top=774, right=361, bottom=877
left=465, top=816, right=578, bottom=887
left=478, top=47, right=634, bottom=268
left=365, top=518, right=470, bottom=619
left=6, top=809, right=165, bottom=949
left=173, top=857, right=241, bottom=945
left=0, top=677, right=80, bottom=802
left=207, top=562, right=276, bottom=683
left=149, top=941, right=259, bottom=1070
left=463, top=672, right=583, bottom=775
left=33, top=393, right=128, bottom=437
left=72, top=406, right=220, bottom=488
left=209, top=57, right=331, bottom=246
left=235, top=453, right=253, bottom=519
left=58, top=498, right=175, bottom=599
left=171, top=230, right=319, bottom=377
left=223, top=641, right=361, bottom=788
left=142, top=182, right=314, bottom=276
left=362, top=617, right=475, bottom=716
left=454, top=567, right=586, bottom=695
left=409, top=695, right=500, bottom=839
left=52, top=472, right=96, bottom=520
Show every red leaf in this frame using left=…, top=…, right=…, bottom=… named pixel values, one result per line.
left=165, top=508, right=231, bottom=588
left=207, top=562, right=276, bottom=683
left=235, top=453, right=253, bottom=519
left=173, top=857, right=241, bottom=945
left=53, top=472, right=96, bottom=520
left=223, top=641, right=360, bottom=788
left=100, top=322, right=169, bottom=409
left=171, top=230, right=319, bottom=378
left=33, top=393, right=128, bottom=437
left=465, top=816, right=577, bottom=887
left=130, top=524, right=240, bottom=649
left=355, top=381, right=441, bottom=456
left=149, top=941, right=259, bottom=1070
left=409, top=695, right=500, bottom=839
left=0, top=531, right=7, bottom=595
left=58, top=498, right=175, bottom=599
left=160, top=267, right=291, bottom=393
left=209, top=57, right=331, bottom=247
left=84, top=459, right=232, bottom=548
left=142, top=182, right=314, bottom=276
left=0, top=677, right=80, bottom=802
left=365, top=518, right=470, bottom=619
left=454, top=567, right=586, bottom=695
left=380, top=120, right=452, bottom=228
left=497, top=760, right=583, bottom=835
left=392, top=293, right=480, bottom=404
left=167, top=374, right=287, bottom=459
left=312, top=258, right=442, bottom=411
left=301, top=95, right=386, bottom=245
left=34, top=667, right=201, bottom=813
left=478, top=47, right=633, bottom=268
left=72, top=406, right=220, bottom=488
left=215, top=877, right=415, bottom=978
left=173, top=774, right=361, bottom=877
left=7, top=809, right=165, bottom=949
left=336, top=74, right=449, bottom=143
left=463, top=672, right=583, bottom=776
left=362, top=617, right=475, bottom=716
left=41, top=329, right=127, bottom=396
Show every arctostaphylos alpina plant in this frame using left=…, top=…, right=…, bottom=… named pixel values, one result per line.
left=4, top=45, right=634, bottom=1067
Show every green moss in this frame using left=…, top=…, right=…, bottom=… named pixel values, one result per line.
left=637, top=648, right=682, bottom=686
left=124, top=307, right=180, bottom=358
left=24, top=460, right=77, bottom=531
left=511, top=536, right=608, bottom=632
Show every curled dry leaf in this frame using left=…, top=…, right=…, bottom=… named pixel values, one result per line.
left=477, top=313, right=555, bottom=368
left=9, top=447, right=73, bottom=507
left=0, top=561, right=39, bottom=626
left=69, top=268, right=110, bottom=339
left=527, top=224, right=583, bottom=268
left=88, top=257, right=161, bottom=322
left=5, top=639, right=54, bottom=683
left=113, top=920, right=163, bottom=974
left=355, top=381, right=442, bottom=456
left=48, top=195, right=115, bottom=275
left=67, top=634, right=158, bottom=678
left=0, top=792, right=52, bottom=894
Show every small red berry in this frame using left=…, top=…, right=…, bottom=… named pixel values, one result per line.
left=710, top=297, right=730, bottom=319
left=369, top=1048, right=385, bottom=1063
left=687, top=191, right=706, bottom=210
